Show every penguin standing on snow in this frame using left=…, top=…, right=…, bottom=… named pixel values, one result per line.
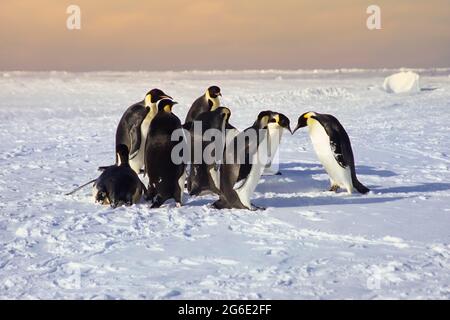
left=115, top=88, right=172, bottom=173
left=185, top=107, right=233, bottom=196
left=144, top=99, right=186, bottom=208
left=185, top=86, right=222, bottom=123
left=293, top=111, right=369, bottom=194
left=213, top=111, right=291, bottom=210
left=93, top=144, right=146, bottom=208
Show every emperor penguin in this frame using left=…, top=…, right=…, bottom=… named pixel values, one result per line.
left=293, top=111, right=369, bottom=194
left=213, top=111, right=291, bottom=210
left=144, top=99, right=186, bottom=208
left=93, top=144, right=146, bottom=208
left=115, top=88, right=172, bottom=173
left=185, top=107, right=233, bottom=196
left=185, top=86, right=222, bottom=123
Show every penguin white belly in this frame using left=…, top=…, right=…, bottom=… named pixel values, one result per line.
left=263, top=124, right=283, bottom=174
left=235, top=162, right=264, bottom=209
left=235, top=136, right=268, bottom=209
left=308, top=121, right=353, bottom=191
left=177, top=171, right=186, bottom=204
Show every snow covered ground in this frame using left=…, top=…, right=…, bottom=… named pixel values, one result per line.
left=0, top=69, right=449, bottom=299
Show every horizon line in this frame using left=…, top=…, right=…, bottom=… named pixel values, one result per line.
left=2, top=67, right=450, bottom=74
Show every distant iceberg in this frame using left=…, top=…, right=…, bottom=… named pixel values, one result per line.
left=383, top=71, right=420, bottom=93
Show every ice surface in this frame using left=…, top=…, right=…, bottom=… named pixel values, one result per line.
left=0, top=69, right=450, bottom=299
left=383, top=71, right=420, bottom=93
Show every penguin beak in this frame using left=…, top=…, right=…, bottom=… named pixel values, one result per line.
left=172, top=101, right=178, bottom=105
left=287, top=126, right=293, bottom=134
left=218, top=93, right=222, bottom=97
left=293, top=124, right=303, bottom=134
left=162, top=95, right=173, bottom=100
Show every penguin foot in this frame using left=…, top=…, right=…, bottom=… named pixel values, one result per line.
left=251, top=203, right=266, bottom=211
left=212, top=199, right=230, bottom=210
left=150, top=201, right=162, bottom=209
left=143, top=193, right=153, bottom=202
left=262, top=169, right=282, bottom=176
left=329, top=185, right=340, bottom=192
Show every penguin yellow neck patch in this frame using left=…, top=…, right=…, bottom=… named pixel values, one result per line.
left=260, top=115, right=269, bottom=127
left=303, top=112, right=314, bottom=119
left=206, top=90, right=220, bottom=109
left=274, top=114, right=280, bottom=124
left=144, top=94, right=152, bottom=107
left=306, top=117, right=317, bottom=127
left=163, top=105, right=172, bottom=113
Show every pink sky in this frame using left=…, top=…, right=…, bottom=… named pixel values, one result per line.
left=0, top=0, right=449, bottom=70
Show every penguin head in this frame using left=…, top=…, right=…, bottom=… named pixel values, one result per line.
left=269, top=113, right=292, bottom=134
left=144, top=89, right=172, bottom=107
left=254, top=110, right=273, bottom=129
left=96, top=190, right=109, bottom=205
left=207, top=86, right=222, bottom=99
left=294, top=111, right=317, bottom=133
left=157, top=98, right=178, bottom=113
left=116, top=144, right=130, bottom=166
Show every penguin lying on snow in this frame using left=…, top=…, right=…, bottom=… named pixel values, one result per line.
left=185, top=86, right=222, bottom=123
left=185, top=107, right=233, bottom=196
left=145, top=99, right=186, bottom=208
left=93, top=144, right=147, bottom=208
left=294, top=111, right=369, bottom=194
left=115, top=88, right=172, bottom=173
left=213, top=111, right=291, bottom=210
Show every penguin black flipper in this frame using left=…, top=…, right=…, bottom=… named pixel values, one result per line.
left=128, top=122, right=142, bottom=160
left=238, top=125, right=266, bottom=182
left=328, top=131, right=347, bottom=168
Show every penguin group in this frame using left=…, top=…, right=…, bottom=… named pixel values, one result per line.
left=68, top=86, right=369, bottom=210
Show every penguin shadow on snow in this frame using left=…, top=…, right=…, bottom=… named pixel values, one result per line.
left=254, top=162, right=404, bottom=208
left=372, top=183, right=450, bottom=194
left=279, top=162, right=398, bottom=178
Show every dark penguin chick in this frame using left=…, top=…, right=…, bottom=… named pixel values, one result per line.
left=186, top=107, right=233, bottom=196
left=294, top=111, right=369, bottom=194
left=213, top=111, right=291, bottom=210
left=115, top=88, right=172, bottom=173
left=93, top=144, right=146, bottom=208
left=184, top=86, right=222, bottom=123
left=144, top=99, right=186, bottom=208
